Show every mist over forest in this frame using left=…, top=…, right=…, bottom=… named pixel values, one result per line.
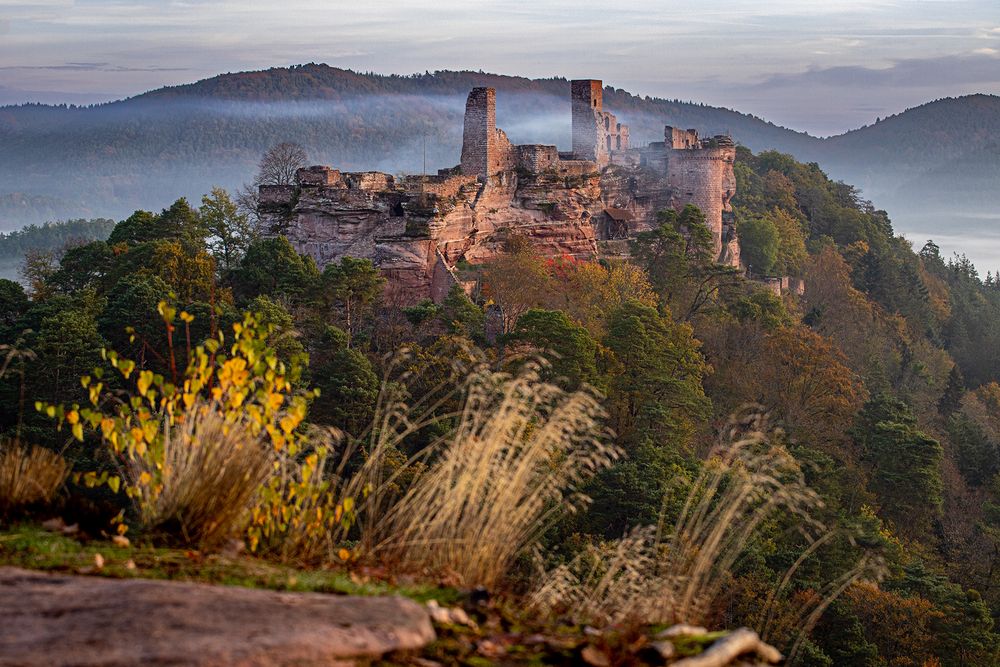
left=2, top=65, right=997, bottom=265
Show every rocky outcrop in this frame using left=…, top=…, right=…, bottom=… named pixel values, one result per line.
left=0, top=567, right=435, bottom=666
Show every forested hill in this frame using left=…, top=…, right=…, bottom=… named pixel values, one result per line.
left=0, top=64, right=997, bottom=242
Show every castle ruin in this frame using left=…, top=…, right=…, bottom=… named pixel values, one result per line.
left=260, top=79, right=740, bottom=303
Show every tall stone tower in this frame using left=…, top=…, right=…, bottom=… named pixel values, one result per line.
left=461, top=87, right=498, bottom=180
left=571, top=80, right=604, bottom=162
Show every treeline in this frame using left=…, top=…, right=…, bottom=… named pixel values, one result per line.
left=0, top=218, right=115, bottom=260
left=3, top=145, right=1000, bottom=663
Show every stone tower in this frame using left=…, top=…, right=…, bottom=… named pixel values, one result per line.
left=460, top=87, right=495, bottom=180
left=664, top=129, right=737, bottom=261
left=571, top=80, right=604, bottom=162
left=460, top=87, right=515, bottom=180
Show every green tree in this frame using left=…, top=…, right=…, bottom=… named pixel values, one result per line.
left=309, top=325, right=379, bottom=436
left=631, top=205, right=741, bottom=321
left=508, top=308, right=600, bottom=390
left=108, top=200, right=206, bottom=249
left=320, top=256, right=385, bottom=348
left=948, top=414, right=997, bottom=487
left=97, top=273, right=170, bottom=363
left=201, top=187, right=256, bottom=273
left=852, top=394, right=944, bottom=534
left=244, top=295, right=307, bottom=378
left=938, top=364, right=965, bottom=418
left=108, top=210, right=158, bottom=246
left=583, top=300, right=710, bottom=535
left=439, top=284, right=485, bottom=341
left=739, top=215, right=780, bottom=276
left=47, top=241, right=116, bottom=294
left=231, top=236, right=320, bottom=304
left=0, top=280, right=29, bottom=332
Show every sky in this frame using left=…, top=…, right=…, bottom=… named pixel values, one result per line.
left=0, top=0, right=999, bottom=136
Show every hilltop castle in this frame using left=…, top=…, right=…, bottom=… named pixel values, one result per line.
left=260, top=80, right=740, bottom=303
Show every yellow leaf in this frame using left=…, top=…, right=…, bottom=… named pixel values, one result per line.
left=338, top=548, right=351, bottom=562
left=108, top=476, right=121, bottom=493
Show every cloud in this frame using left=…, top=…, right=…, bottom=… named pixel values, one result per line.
left=974, top=47, right=999, bottom=56
left=0, top=63, right=190, bottom=72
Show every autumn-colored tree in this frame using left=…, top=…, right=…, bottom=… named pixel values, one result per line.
left=480, top=245, right=550, bottom=335
left=542, top=256, right=655, bottom=336
left=705, top=321, right=865, bottom=458
left=147, top=240, right=217, bottom=304
left=845, top=581, right=943, bottom=666
left=20, top=249, right=56, bottom=300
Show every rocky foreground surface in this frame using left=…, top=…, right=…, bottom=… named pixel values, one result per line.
left=0, top=567, right=435, bottom=666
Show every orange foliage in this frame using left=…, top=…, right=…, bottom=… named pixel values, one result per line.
left=845, top=581, right=943, bottom=667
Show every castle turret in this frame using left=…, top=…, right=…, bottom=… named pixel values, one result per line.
left=664, top=130, right=737, bottom=262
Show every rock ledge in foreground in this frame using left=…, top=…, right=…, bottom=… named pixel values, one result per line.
left=0, top=566, right=435, bottom=666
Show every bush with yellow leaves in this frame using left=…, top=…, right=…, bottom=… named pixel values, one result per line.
left=42, top=301, right=351, bottom=556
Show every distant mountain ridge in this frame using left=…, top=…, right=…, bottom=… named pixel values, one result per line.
left=0, top=64, right=996, bottom=239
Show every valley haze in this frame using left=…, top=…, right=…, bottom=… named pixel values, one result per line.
left=1, top=65, right=998, bottom=269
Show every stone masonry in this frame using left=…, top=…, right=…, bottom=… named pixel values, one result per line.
left=571, top=80, right=629, bottom=165
left=261, top=80, right=742, bottom=303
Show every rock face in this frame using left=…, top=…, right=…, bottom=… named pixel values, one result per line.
left=260, top=80, right=740, bottom=304
left=0, top=567, right=435, bottom=667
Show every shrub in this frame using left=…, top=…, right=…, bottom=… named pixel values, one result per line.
left=42, top=302, right=343, bottom=554
left=0, top=441, right=68, bottom=516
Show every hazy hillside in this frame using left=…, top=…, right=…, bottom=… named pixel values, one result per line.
left=818, top=94, right=1000, bottom=213
left=0, top=65, right=818, bottom=228
left=0, top=65, right=997, bottom=256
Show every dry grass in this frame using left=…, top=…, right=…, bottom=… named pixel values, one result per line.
left=130, top=402, right=273, bottom=548
left=339, top=359, right=621, bottom=588
left=0, top=441, right=69, bottom=515
left=529, top=409, right=885, bottom=662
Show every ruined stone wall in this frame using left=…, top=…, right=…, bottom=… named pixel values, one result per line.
left=666, top=127, right=700, bottom=149
left=461, top=87, right=494, bottom=179
left=296, top=166, right=343, bottom=187
left=401, top=174, right=479, bottom=199
left=491, top=128, right=515, bottom=175
left=665, top=139, right=737, bottom=258
left=571, top=80, right=630, bottom=165
left=515, top=144, right=559, bottom=173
